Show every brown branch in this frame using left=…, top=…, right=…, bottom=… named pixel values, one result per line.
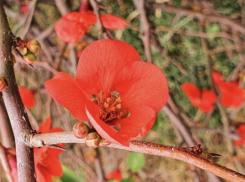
left=154, top=4, right=245, bottom=34
left=155, top=26, right=235, bottom=40
left=0, top=99, right=15, bottom=148
left=0, top=142, right=12, bottom=182
left=0, top=1, right=36, bottom=181
left=133, top=0, right=152, bottom=63
left=27, top=131, right=245, bottom=182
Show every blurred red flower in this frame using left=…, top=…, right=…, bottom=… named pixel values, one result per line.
left=181, top=83, right=217, bottom=112
left=106, top=169, right=122, bottom=181
left=6, top=149, right=18, bottom=182
left=19, top=87, right=35, bottom=109
left=54, top=11, right=96, bottom=43
left=234, top=124, right=245, bottom=146
left=45, top=40, right=168, bottom=146
left=55, top=11, right=127, bottom=43
left=212, top=71, right=244, bottom=108
left=34, top=118, right=64, bottom=182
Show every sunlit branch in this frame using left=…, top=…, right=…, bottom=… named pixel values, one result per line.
left=28, top=131, right=245, bottom=182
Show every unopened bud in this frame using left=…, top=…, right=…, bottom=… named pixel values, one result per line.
left=22, top=47, right=28, bottom=55
left=23, top=51, right=36, bottom=64
left=27, top=40, right=41, bottom=54
left=100, top=138, right=111, bottom=146
left=0, top=76, right=7, bottom=91
left=73, top=122, right=89, bottom=139
left=85, top=132, right=101, bottom=148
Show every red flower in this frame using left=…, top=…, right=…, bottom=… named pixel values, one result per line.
left=234, top=124, right=245, bottom=146
left=34, top=118, right=64, bottom=182
left=19, top=87, right=35, bottom=109
left=181, top=83, right=217, bottom=112
left=55, top=11, right=127, bottom=43
left=54, top=11, right=96, bottom=43
left=101, top=14, right=127, bottom=30
left=106, top=169, right=122, bottom=181
left=45, top=40, right=168, bottom=146
left=4, top=148, right=18, bottom=182
left=212, top=71, right=244, bottom=108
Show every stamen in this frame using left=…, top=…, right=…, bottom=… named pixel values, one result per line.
left=92, top=91, right=129, bottom=123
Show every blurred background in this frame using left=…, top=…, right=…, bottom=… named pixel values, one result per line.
left=1, top=0, right=245, bottom=181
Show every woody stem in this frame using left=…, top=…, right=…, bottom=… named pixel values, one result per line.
left=0, top=1, right=36, bottom=181
left=28, top=131, right=245, bottom=182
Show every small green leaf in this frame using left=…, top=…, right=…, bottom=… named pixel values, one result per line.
left=60, top=165, right=82, bottom=182
left=127, top=152, right=145, bottom=172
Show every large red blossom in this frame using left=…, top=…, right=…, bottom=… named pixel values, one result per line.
left=19, top=87, right=35, bottom=109
left=212, top=71, right=244, bottom=108
left=34, top=118, right=64, bottom=182
left=45, top=40, right=168, bottom=146
left=234, top=124, right=245, bottom=146
left=55, top=11, right=127, bottom=43
left=106, top=169, right=122, bottom=181
left=181, top=83, right=217, bottom=112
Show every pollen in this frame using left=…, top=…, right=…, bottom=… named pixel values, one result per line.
left=93, top=91, right=129, bottom=123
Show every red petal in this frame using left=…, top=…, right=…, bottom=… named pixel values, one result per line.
left=80, top=11, right=97, bottom=25
left=54, top=16, right=86, bottom=43
left=115, top=106, right=156, bottom=138
left=234, top=139, right=245, bottom=146
left=199, top=90, right=217, bottom=112
left=7, top=155, right=18, bottom=182
left=236, top=124, right=245, bottom=139
left=45, top=72, right=89, bottom=121
left=101, top=14, right=127, bottom=30
left=46, top=155, right=63, bottom=177
left=85, top=101, right=129, bottom=146
left=19, top=87, right=35, bottom=109
left=38, top=117, right=51, bottom=133
left=106, top=169, right=122, bottom=181
left=212, top=71, right=223, bottom=84
left=181, top=83, right=201, bottom=101
left=36, top=164, right=52, bottom=182
left=217, top=81, right=238, bottom=93
left=76, top=40, right=140, bottom=95
left=220, top=87, right=244, bottom=108
left=112, top=61, right=168, bottom=112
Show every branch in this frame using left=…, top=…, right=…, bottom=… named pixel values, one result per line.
left=0, top=142, right=12, bottom=182
left=154, top=4, right=245, bottom=34
left=0, top=99, right=15, bottom=148
left=133, top=0, right=152, bottom=63
left=27, top=131, right=245, bottom=182
left=0, top=1, right=36, bottom=181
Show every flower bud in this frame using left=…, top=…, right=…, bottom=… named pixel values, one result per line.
left=73, top=122, right=89, bottom=139
left=100, top=138, right=111, bottom=146
left=23, top=51, right=36, bottom=64
left=0, top=76, right=7, bottom=91
left=27, top=40, right=41, bottom=54
left=22, top=47, right=28, bottom=55
left=85, top=132, right=101, bottom=148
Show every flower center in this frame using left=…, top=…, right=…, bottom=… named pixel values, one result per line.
left=93, top=91, right=129, bottom=123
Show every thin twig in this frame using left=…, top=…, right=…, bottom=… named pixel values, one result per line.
left=133, top=0, right=152, bottom=63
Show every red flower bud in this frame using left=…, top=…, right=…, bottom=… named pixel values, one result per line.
left=0, top=76, right=7, bottom=91
left=23, top=51, right=36, bottom=64
left=85, top=132, right=101, bottom=148
left=27, top=40, right=41, bottom=54
left=100, top=138, right=111, bottom=146
left=22, top=47, right=28, bottom=55
left=73, top=122, right=89, bottom=139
